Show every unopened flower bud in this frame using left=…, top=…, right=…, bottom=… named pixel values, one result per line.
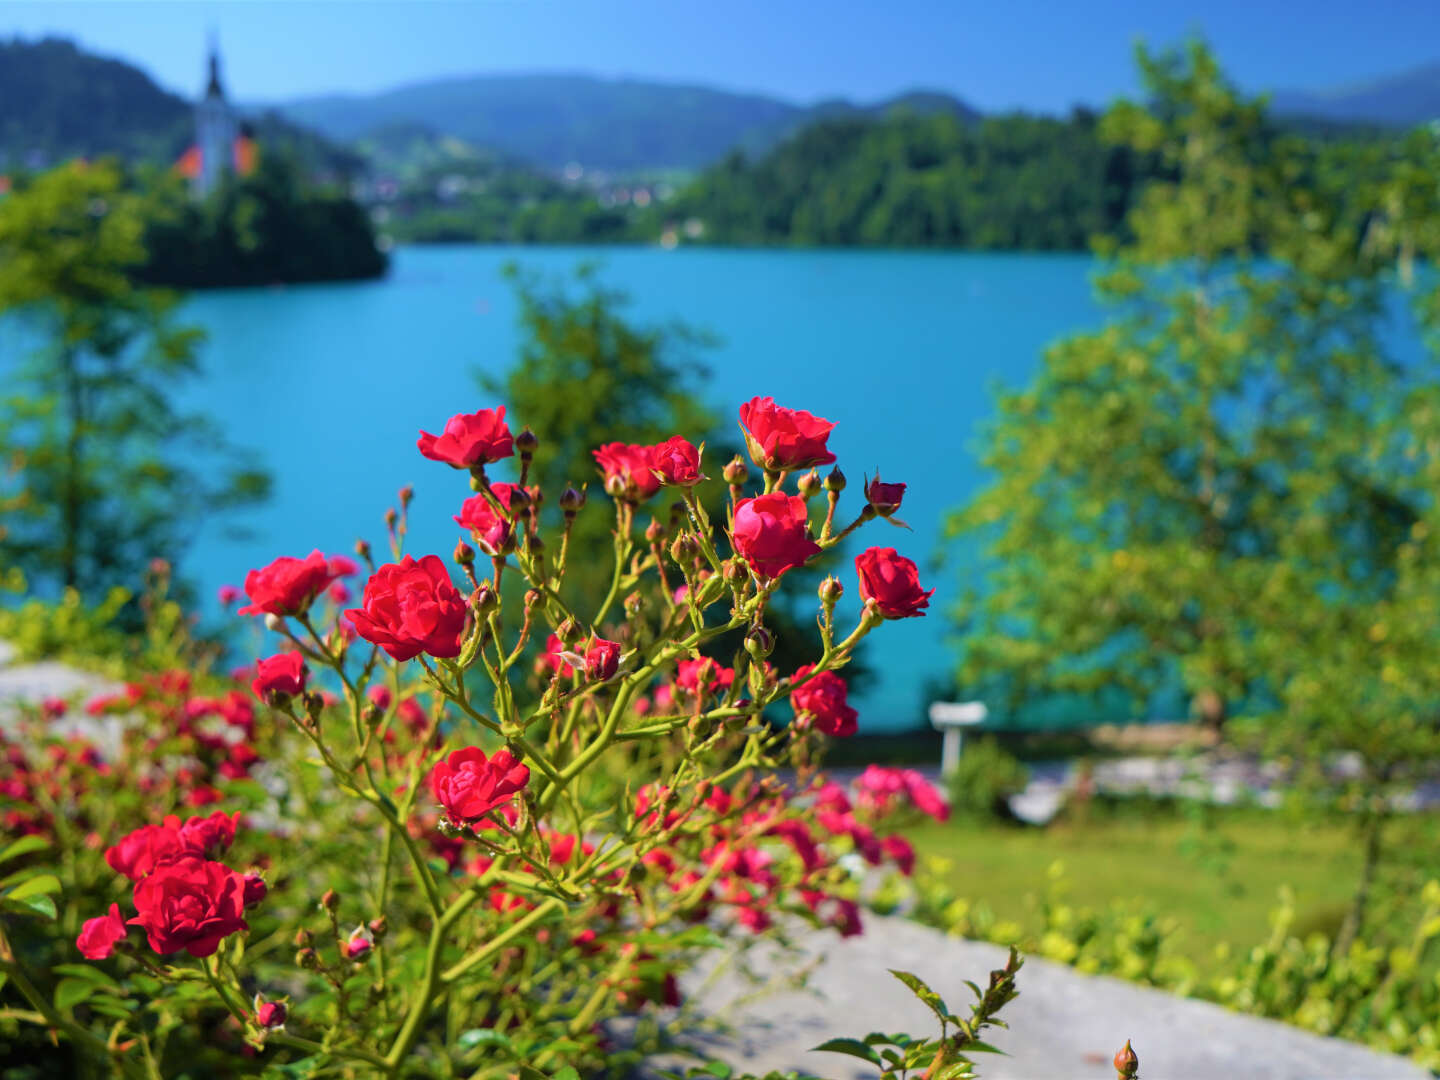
left=294, top=928, right=314, bottom=949
left=645, top=519, right=664, bottom=543
left=242, top=872, right=268, bottom=909
left=723, top=455, right=748, bottom=486
left=819, top=576, right=844, bottom=604
left=472, top=582, right=497, bottom=615
left=303, top=692, right=325, bottom=724
left=253, top=994, right=286, bottom=1030
left=384, top=507, right=398, bottom=529
left=557, top=617, right=584, bottom=647
left=454, top=540, right=475, bottom=566
left=264, top=613, right=284, bottom=633
left=604, top=473, right=629, bottom=499
left=354, top=538, right=371, bottom=561
left=295, top=947, right=320, bottom=970
left=722, top=559, right=746, bottom=586
left=688, top=713, right=716, bottom=741
left=825, top=466, right=846, bottom=493
left=368, top=916, right=388, bottom=941
left=527, top=485, right=544, bottom=509
left=524, top=588, right=543, bottom=610
left=744, top=626, right=775, bottom=660
left=507, top=486, right=531, bottom=513
left=1114, top=1040, right=1138, bottom=1078
left=516, top=427, right=538, bottom=454
left=345, top=925, right=374, bottom=960
left=320, top=889, right=339, bottom=913
left=398, top=484, right=414, bottom=508
left=797, top=471, right=822, bottom=498
left=670, top=533, right=697, bottom=564
left=624, top=591, right=645, bottom=617
left=560, top=486, right=586, bottom=513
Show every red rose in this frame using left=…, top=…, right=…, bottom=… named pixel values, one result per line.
left=127, top=855, right=249, bottom=957
left=653, top=436, right=703, bottom=486
left=178, top=810, right=239, bottom=859
left=105, top=820, right=189, bottom=881
left=453, top=482, right=520, bottom=556
left=237, top=550, right=334, bottom=617
left=417, top=407, right=514, bottom=469
left=251, top=651, right=307, bottom=702
left=76, top=903, right=127, bottom=959
left=882, top=834, right=916, bottom=876
left=731, top=493, right=822, bottom=579
left=583, top=637, right=623, bottom=681
left=346, top=555, right=469, bottom=661
left=790, top=665, right=859, bottom=737
left=593, top=442, right=662, bottom=502
left=865, top=473, right=906, bottom=517
left=855, top=547, right=933, bottom=618
left=429, top=747, right=530, bottom=826
left=242, top=872, right=268, bottom=908
left=738, top=396, right=837, bottom=471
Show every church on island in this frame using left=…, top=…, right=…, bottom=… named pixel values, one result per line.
left=175, top=42, right=257, bottom=197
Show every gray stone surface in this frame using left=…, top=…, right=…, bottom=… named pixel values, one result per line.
left=676, top=916, right=1431, bottom=1080
left=0, top=641, right=124, bottom=748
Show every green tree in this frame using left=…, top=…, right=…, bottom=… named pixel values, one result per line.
left=0, top=160, right=269, bottom=602
left=946, top=42, right=1440, bottom=942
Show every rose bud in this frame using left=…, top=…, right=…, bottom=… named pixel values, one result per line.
left=560, top=486, right=586, bottom=514
left=722, top=455, right=748, bottom=486
left=368, top=915, right=389, bottom=941
left=417, top=407, right=514, bottom=469
left=796, top=471, right=822, bottom=498
left=76, top=904, right=128, bottom=960
left=321, top=889, right=339, bottom=912
left=645, top=518, right=665, bottom=543
left=583, top=637, right=623, bottom=682
left=825, top=466, right=846, bottom=493
left=516, top=427, right=539, bottom=455
left=1114, top=1040, right=1139, bottom=1078
left=253, top=994, right=286, bottom=1030
left=652, top=435, right=704, bottom=487
left=855, top=547, right=933, bottom=619
left=242, top=872, right=268, bottom=909
left=296, top=946, right=320, bottom=970
left=398, top=484, right=414, bottom=508
left=865, top=473, right=907, bottom=517
left=454, top=540, right=475, bottom=566
left=250, top=651, right=307, bottom=705
left=354, top=537, right=371, bottom=562
left=344, top=925, right=374, bottom=960
left=738, top=396, right=837, bottom=471
left=670, top=533, right=698, bottom=564
left=744, top=626, right=775, bottom=660
left=819, top=575, right=844, bottom=604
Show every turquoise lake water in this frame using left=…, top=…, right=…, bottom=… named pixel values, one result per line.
left=175, top=246, right=1103, bottom=731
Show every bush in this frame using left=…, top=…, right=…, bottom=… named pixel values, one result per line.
left=944, top=738, right=1029, bottom=822
left=0, top=396, right=1025, bottom=1078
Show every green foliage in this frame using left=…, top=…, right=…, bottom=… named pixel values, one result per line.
left=136, top=151, right=388, bottom=288
left=945, top=739, right=1029, bottom=822
left=0, top=572, right=131, bottom=665
left=0, top=160, right=270, bottom=602
left=946, top=42, right=1440, bottom=925
left=663, top=107, right=1160, bottom=249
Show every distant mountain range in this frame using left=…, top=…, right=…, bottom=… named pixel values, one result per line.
left=2, top=36, right=1438, bottom=180
left=1270, top=62, right=1440, bottom=130
left=266, top=74, right=981, bottom=173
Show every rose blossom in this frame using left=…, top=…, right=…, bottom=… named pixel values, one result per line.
left=429, top=747, right=531, bottom=826
left=105, top=821, right=190, bottom=881
left=417, top=407, right=514, bottom=468
left=250, top=651, right=307, bottom=702
left=593, top=443, right=662, bottom=502
left=76, top=903, right=128, bottom=959
left=346, top=555, right=468, bottom=661
left=738, top=396, right=837, bottom=471
left=453, top=482, right=521, bottom=555
left=731, top=493, right=822, bottom=579
left=177, top=810, right=239, bottom=858
left=217, top=584, right=241, bottom=607
left=127, top=855, right=249, bottom=957
left=855, top=546, right=933, bottom=618
left=865, top=473, right=907, bottom=517
left=237, top=550, right=335, bottom=617
left=790, top=665, right=859, bottom=737
left=652, top=436, right=703, bottom=486
left=676, top=658, right=734, bottom=699
left=583, top=636, right=623, bottom=681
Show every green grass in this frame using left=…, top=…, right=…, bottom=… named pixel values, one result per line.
left=903, top=806, right=1406, bottom=971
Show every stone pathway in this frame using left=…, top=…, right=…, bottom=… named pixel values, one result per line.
left=672, top=916, right=1431, bottom=1080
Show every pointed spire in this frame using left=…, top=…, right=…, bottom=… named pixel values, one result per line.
left=205, top=29, right=224, bottom=99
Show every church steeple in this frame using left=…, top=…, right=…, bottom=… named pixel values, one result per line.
left=192, top=32, right=237, bottom=197
left=205, top=39, right=225, bottom=100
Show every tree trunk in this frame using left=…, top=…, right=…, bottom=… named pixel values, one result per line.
left=1334, top=809, right=1385, bottom=957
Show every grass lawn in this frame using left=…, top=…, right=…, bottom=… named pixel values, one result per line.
left=901, top=806, right=1435, bottom=972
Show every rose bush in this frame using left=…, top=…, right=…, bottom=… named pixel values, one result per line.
left=0, top=394, right=1027, bottom=1078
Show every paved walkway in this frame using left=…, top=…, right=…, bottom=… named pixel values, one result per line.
left=672, top=916, right=1431, bottom=1080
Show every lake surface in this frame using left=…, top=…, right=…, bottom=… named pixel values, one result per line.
left=178, top=246, right=1104, bottom=731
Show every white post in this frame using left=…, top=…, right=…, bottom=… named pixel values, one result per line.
left=941, top=727, right=963, bottom=777
left=929, top=701, right=988, bottom=778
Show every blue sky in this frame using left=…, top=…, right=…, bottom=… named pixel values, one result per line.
left=3, top=0, right=1437, bottom=110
